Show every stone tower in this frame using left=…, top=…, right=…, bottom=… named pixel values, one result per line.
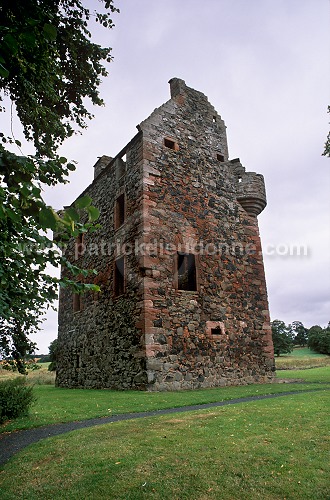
left=56, top=78, right=275, bottom=390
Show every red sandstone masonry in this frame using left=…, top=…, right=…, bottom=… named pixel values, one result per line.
left=56, top=78, right=275, bottom=391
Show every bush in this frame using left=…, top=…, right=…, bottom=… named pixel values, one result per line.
left=0, top=377, right=36, bottom=424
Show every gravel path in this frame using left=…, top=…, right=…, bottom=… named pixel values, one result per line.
left=0, top=388, right=327, bottom=467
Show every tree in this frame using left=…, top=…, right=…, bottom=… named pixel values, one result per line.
left=323, top=106, right=330, bottom=157
left=48, top=338, right=58, bottom=371
left=307, top=324, right=330, bottom=355
left=290, top=321, right=308, bottom=347
left=0, top=1, right=119, bottom=372
left=271, top=320, right=293, bottom=357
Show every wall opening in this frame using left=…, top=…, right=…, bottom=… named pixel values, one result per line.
left=217, top=153, right=225, bottom=162
left=164, top=138, right=179, bottom=151
left=73, top=293, right=82, bottom=313
left=115, top=193, right=125, bottom=229
left=114, top=256, right=125, bottom=296
left=115, top=157, right=126, bottom=180
left=75, top=233, right=84, bottom=259
left=213, top=115, right=217, bottom=123
left=177, top=253, right=197, bottom=291
left=211, top=327, right=221, bottom=335
left=75, top=354, right=81, bottom=369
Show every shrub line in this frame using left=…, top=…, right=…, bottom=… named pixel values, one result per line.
left=0, top=387, right=328, bottom=467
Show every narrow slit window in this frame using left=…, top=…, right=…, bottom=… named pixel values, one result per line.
left=115, top=194, right=125, bottom=229
left=114, top=256, right=125, bottom=296
left=75, top=354, right=81, bottom=369
left=75, top=233, right=84, bottom=259
left=217, top=153, right=225, bottom=162
left=213, top=115, right=217, bottom=122
left=73, top=293, right=82, bottom=313
left=164, top=138, right=179, bottom=151
left=177, top=253, right=197, bottom=291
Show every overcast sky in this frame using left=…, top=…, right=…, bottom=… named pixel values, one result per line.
left=9, top=0, right=329, bottom=352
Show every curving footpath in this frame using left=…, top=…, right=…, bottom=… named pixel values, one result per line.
left=0, top=388, right=328, bottom=467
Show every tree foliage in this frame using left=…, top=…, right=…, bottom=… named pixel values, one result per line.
left=290, top=321, right=308, bottom=347
left=271, top=319, right=293, bottom=357
left=0, top=0, right=118, bottom=371
left=307, top=323, right=330, bottom=355
left=48, top=338, right=58, bottom=371
left=323, top=106, right=330, bottom=157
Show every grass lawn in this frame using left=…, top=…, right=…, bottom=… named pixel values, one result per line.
left=1, top=365, right=329, bottom=433
left=0, top=390, right=329, bottom=499
left=0, top=359, right=329, bottom=498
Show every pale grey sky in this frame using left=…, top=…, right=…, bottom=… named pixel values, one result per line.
left=8, top=0, right=330, bottom=352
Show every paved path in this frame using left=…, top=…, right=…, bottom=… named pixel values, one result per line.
left=0, top=388, right=328, bottom=467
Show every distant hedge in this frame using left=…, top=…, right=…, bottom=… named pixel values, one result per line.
left=0, top=377, right=36, bottom=424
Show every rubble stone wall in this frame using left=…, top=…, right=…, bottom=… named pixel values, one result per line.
left=56, top=134, right=148, bottom=389
left=139, top=79, right=274, bottom=390
left=56, top=78, right=275, bottom=390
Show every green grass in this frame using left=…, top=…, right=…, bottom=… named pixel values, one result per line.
left=0, top=390, right=329, bottom=499
left=289, top=347, right=328, bottom=358
left=275, top=348, right=330, bottom=370
left=1, top=375, right=329, bottom=433
left=1, top=365, right=329, bottom=433
left=276, top=366, right=330, bottom=383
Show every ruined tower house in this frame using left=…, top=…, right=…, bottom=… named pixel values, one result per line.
left=56, top=78, right=275, bottom=390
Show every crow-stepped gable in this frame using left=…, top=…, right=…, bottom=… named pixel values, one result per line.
left=56, top=78, right=275, bottom=390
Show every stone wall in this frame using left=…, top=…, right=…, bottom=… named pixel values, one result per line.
left=56, top=78, right=275, bottom=390
left=139, top=79, right=274, bottom=390
left=56, top=133, right=148, bottom=389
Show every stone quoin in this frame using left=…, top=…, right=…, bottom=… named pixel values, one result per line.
left=56, top=78, right=275, bottom=390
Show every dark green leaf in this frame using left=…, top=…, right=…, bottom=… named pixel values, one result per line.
left=0, top=63, right=9, bottom=78
left=87, top=205, right=100, bottom=222
left=75, top=195, right=92, bottom=209
left=43, top=23, right=57, bottom=41
left=39, top=207, right=57, bottom=230
left=65, top=207, right=80, bottom=222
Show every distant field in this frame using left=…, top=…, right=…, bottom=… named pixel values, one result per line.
left=275, top=348, right=330, bottom=370
left=286, top=347, right=328, bottom=358
left=0, top=363, right=55, bottom=384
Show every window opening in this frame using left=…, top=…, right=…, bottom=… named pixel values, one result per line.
left=115, top=157, right=126, bottom=180
left=217, top=153, right=225, bottom=162
left=73, top=293, right=82, bottom=313
left=164, top=138, right=179, bottom=151
left=177, top=253, right=197, bottom=291
left=75, top=233, right=84, bottom=259
left=75, top=354, right=81, bottom=368
left=115, top=194, right=125, bottom=229
left=114, top=256, right=125, bottom=296
left=213, top=116, right=217, bottom=122
left=211, top=327, right=221, bottom=335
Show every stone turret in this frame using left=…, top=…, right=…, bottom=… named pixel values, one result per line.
left=228, top=158, right=267, bottom=216
left=236, top=171, right=267, bottom=216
